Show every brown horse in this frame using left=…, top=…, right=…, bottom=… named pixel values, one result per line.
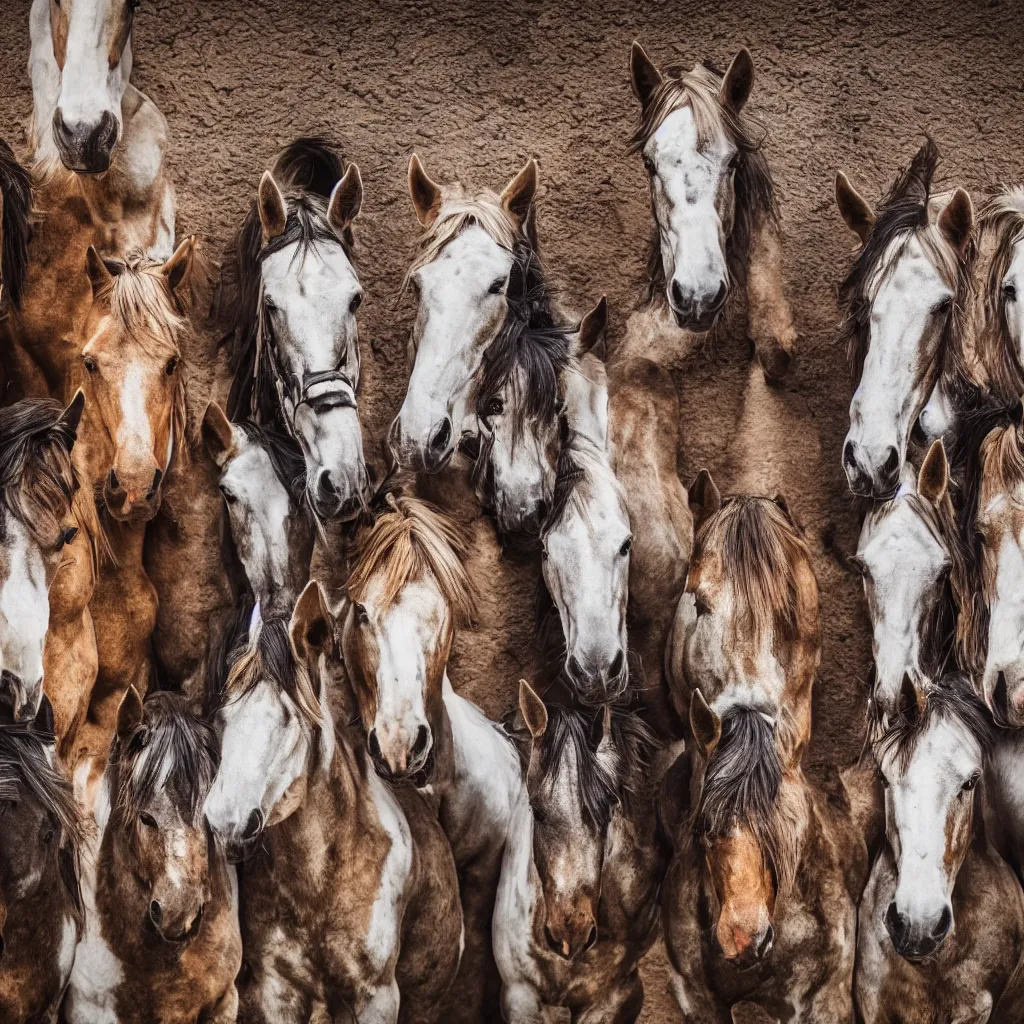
left=494, top=681, right=668, bottom=1023
left=0, top=697, right=84, bottom=1024
left=665, top=476, right=820, bottom=760
left=624, top=42, right=796, bottom=379
left=662, top=691, right=871, bottom=1023
left=203, top=598, right=463, bottom=1023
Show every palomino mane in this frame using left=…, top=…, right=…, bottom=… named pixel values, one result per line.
left=0, top=720, right=84, bottom=925
left=695, top=705, right=801, bottom=895
left=218, top=609, right=322, bottom=727
left=876, top=672, right=993, bottom=773
left=111, top=691, right=219, bottom=828
left=220, top=137, right=355, bottom=424
left=978, top=185, right=1024, bottom=402
left=0, top=136, right=33, bottom=311
left=697, top=495, right=813, bottom=650
left=542, top=430, right=623, bottom=536
left=629, top=60, right=776, bottom=303
left=346, top=494, right=476, bottom=623
left=839, top=140, right=976, bottom=398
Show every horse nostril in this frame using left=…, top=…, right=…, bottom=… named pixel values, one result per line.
left=885, top=901, right=909, bottom=947
left=242, top=808, right=264, bottom=842
left=932, top=906, right=952, bottom=941
left=994, top=672, right=1010, bottom=723
left=108, top=468, right=121, bottom=491
left=544, top=925, right=563, bottom=956
left=758, top=925, right=775, bottom=957
left=609, top=649, right=625, bottom=679
left=671, top=280, right=685, bottom=310
left=430, top=418, right=452, bottom=453
left=881, top=447, right=899, bottom=479
left=319, top=470, right=339, bottom=499
left=368, top=729, right=382, bottom=761
left=146, top=468, right=163, bottom=501
left=150, top=900, right=162, bottom=926
left=842, top=440, right=857, bottom=470
left=709, top=281, right=728, bottom=312
left=412, top=725, right=430, bottom=759
left=584, top=925, right=598, bottom=951
left=567, top=655, right=585, bottom=685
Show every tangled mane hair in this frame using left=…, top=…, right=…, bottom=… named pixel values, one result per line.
left=875, top=672, right=994, bottom=774
left=978, top=186, right=1024, bottom=402
left=219, top=137, right=356, bottom=425
left=695, top=705, right=801, bottom=895
left=542, top=428, right=624, bottom=537
left=0, top=398, right=78, bottom=549
left=0, top=136, right=32, bottom=311
left=347, top=494, right=476, bottom=623
left=0, top=716, right=84, bottom=925
left=629, top=59, right=776, bottom=305
left=110, top=691, right=219, bottom=829
left=694, top=495, right=816, bottom=650
left=838, top=140, right=977, bottom=405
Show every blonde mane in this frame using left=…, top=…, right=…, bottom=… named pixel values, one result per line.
left=347, top=495, right=476, bottom=624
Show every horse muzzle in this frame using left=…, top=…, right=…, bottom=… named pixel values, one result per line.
left=885, top=901, right=952, bottom=961
left=368, top=725, right=435, bottom=786
left=104, top=467, right=164, bottom=522
left=51, top=109, right=119, bottom=175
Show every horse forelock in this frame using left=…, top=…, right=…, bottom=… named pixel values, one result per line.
left=346, top=495, right=476, bottom=624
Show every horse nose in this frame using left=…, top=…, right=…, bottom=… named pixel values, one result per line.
left=52, top=109, right=118, bottom=173
left=931, top=906, right=952, bottom=944
left=430, top=417, right=452, bottom=455
left=412, top=725, right=431, bottom=763
left=108, top=468, right=123, bottom=494
left=707, top=281, right=728, bottom=314
left=884, top=901, right=911, bottom=952
left=609, top=649, right=625, bottom=681
left=242, top=809, right=264, bottom=843
left=878, top=446, right=900, bottom=492
left=145, top=469, right=163, bottom=502
left=150, top=900, right=163, bottom=927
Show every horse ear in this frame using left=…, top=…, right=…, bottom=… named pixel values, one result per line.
left=202, top=401, right=236, bottom=468
left=917, top=439, right=949, bottom=505
left=56, top=389, right=85, bottom=452
left=163, top=234, right=198, bottom=296
left=116, top=685, right=144, bottom=744
left=257, top=170, right=287, bottom=242
left=501, top=158, right=539, bottom=229
left=938, top=188, right=974, bottom=257
left=630, top=41, right=663, bottom=112
left=689, top=689, right=722, bottom=757
left=518, top=679, right=548, bottom=740
left=290, top=580, right=333, bottom=665
left=577, top=296, right=608, bottom=357
left=720, top=47, right=755, bottom=114
left=328, top=163, right=363, bottom=235
left=835, top=172, right=875, bottom=243
left=688, top=469, right=722, bottom=529
left=408, top=154, right=442, bottom=228
left=85, top=245, right=114, bottom=297
left=896, top=672, right=925, bottom=726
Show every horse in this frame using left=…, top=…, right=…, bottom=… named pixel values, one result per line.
left=665, top=475, right=820, bottom=762
left=663, top=689, right=870, bottom=1023
left=0, top=697, right=84, bottom=1024
left=977, top=186, right=1024, bottom=404
left=857, top=673, right=1024, bottom=1023
left=219, top=137, right=368, bottom=522
left=320, top=493, right=521, bottom=1023
left=625, top=42, right=796, bottom=380
left=203, top=599, right=463, bottom=1024
left=835, top=140, right=977, bottom=498
left=65, top=688, right=240, bottom=1024
left=27, top=0, right=175, bottom=255
left=493, top=680, right=667, bottom=1023
left=0, top=136, right=33, bottom=315
left=202, top=400, right=313, bottom=617
left=852, top=439, right=972, bottom=721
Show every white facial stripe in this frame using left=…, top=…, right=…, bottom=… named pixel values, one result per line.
left=983, top=518, right=1024, bottom=699
left=0, top=519, right=49, bottom=703
left=116, top=360, right=156, bottom=465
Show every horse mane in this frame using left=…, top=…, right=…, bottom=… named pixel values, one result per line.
left=0, top=136, right=32, bottom=311
left=696, top=495, right=814, bottom=650
left=978, top=186, right=1024, bottom=402
left=0, top=721, right=84, bottom=925
left=219, top=137, right=354, bottom=423
left=473, top=240, right=572, bottom=440
left=219, top=608, right=322, bottom=726
left=346, top=494, right=476, bottom=624
left=695, top=705, right=800, bottom=895
left=235, top=420, right=307, bottom=506
left=839, top=140, right=977, bottom=403
left=876, top=672, right=994, bottom=773
left=542, top=430, right=623, bottom=536
left=110, top=691, right=219, bottom=828
left=629, top=59, right=776, bottom=304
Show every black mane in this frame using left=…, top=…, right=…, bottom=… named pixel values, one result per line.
left=0, top=136, right=32, bottom=311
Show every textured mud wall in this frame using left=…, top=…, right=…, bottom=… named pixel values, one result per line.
left=1, top=1, right=1022, bottom=1019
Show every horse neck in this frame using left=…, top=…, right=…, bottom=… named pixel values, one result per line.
left=414, top=462, right=480, bottom=525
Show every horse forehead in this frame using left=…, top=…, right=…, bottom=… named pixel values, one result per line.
left=224, top=444, right=289, bottom=507
left=861, top=504, right=944, bottom=571
left=371, top=575, right=447, bottom=637
left=873, top=235, right=948, bottom=304
left=421, top=225, right=512, bottom=288
left=649, top=106, right=732, bottom=165
left=896, top=718, right=980, bottom=787
left=262, top=241, right=359, bottom=300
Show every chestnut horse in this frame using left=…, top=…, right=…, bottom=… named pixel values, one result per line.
left=0, top=698, right=84, bottom=1024
left=203, top=601, right=462, bottom=1023
left=624, top=42, right=796, bottom=379
left=65, top=688, right=240, bottom=1024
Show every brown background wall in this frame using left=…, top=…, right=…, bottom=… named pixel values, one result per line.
left=1, top=0, right=1021, bottom=1018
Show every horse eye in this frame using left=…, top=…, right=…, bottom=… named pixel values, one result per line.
left=541, top=547, right=549, bottom=561
left=850, top=556, right=869, bottom=579
left=83, top=356, right=98, bottom=374
left=219, top=485, right=237, bottom=506
left=619, top=537, right=632, bottom=557
left=349, top=292, right=363, bottom=314
left=56, top=526, right=78, bottom=551
left=962, top=773, right=980, bottom=793
left=532, top=807, right=547, bottom=826
left=165, top=356, right=179, bottom=376
left=488, top=277, right=506, bottom=296
left=935, top=297, right=953, bottom=316
left=1006, top=284, right=1018, bottom=303
left=642, top=154, right=655, bottom=175
left=694, top=596, right=710, bottom=618
left=879, top=774, right=890, bottom=790
left=354, top=603, right=369, bottom=625
left=139, top=812, right=157, bottom=829
left=485, top=396, right=504, bottom=417
left=41, top=823, right=55, bottom=843
left=128, top=0, right=142, bottom=11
